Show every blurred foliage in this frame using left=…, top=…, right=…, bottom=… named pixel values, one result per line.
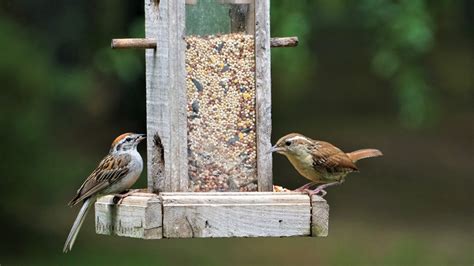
left=271, top=0, right=447, bottom=127
left=0, top=0, right=473, bottom=265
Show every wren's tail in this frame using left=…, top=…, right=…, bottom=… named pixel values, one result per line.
left=63, top=197, right=93, bottom=253
left=347, top=149, right=383, bottom=162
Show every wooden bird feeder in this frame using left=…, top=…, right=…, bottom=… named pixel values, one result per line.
left=95, top=0, right=329, bottom=239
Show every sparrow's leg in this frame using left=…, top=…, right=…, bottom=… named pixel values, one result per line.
left=294, top=182, right=317, bottom=192
left=113, top=189, right=141, bottom=204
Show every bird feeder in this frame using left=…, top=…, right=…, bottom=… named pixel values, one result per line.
left=95, top=0, right=328, bottom=239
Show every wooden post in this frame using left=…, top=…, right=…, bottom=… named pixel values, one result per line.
left=145, top=0, right=188, bottom=193
left=311, top=195, right=329, bottom=236
left=255, top=0, right=272, bottom=191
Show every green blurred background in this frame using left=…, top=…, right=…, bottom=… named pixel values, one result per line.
left=1, top=0, right=473, bottom=265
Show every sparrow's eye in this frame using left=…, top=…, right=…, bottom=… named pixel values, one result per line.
left=125, top=137, right=132, bottom=142
left=285, top=140, right=291, bottom=146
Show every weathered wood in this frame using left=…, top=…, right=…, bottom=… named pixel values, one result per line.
left=110, top=37, right=296, bottom=50
left=311, top=195, right=329, bottom=237
left=146, top=0, right=189, bottom=193
left=162, top=192, right=311, bottom=238
left=255, top=0, right=272, bottom=191
left=270, top=37, right=299, bottom=48
left=95, top=192, right=329, bottom=238
left=111, top=38, right=157, bottom=49
left=95, top=193, right=162, bottom=239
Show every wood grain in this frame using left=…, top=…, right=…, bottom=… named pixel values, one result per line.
left=146, top=0, right=189, bottom=193
left=311, top=195, right=329, bottom=236
left=95, top=194, right=162, bottom=239
left=95, top=192, right=329, bottom=238
left=162, top=192, right=311, bottom=238
left=111, top=38, right=157, bottom=49
left=255, top=0, right=272, bottom=191
left=270, top=37, right=299, bottom=48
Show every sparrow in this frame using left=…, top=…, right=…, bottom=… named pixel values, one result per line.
left=270, top=133, right=382, bottom=196
left=63, top=132, right=146, bottom=253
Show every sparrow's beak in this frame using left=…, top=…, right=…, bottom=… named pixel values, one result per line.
left=269, top=145, right=283, bottom=154
left=137, top=134, right=146, bottom=141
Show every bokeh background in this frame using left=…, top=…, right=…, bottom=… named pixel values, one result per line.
left=1, top=0, right=473, bottom=265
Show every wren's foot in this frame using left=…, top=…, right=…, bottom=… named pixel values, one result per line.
left=293, top=182, right=316, bottom=192
left=304, top=188, right=327, bottom=197
left=307, top=181, right=343, bottom=197
left=113, top=189, right=141, bottom=205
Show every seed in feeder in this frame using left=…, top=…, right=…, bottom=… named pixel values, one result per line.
left=215, top=42, right=225, bottom=53
left=186, top=33, right=257, bottom=192
left=241, top=127, right=252, bottom=134
left=192, top=100, right=199, bottom=114
left=221, top=64, right=230, bottom=72
left=227, top=135, right=239, bottom=145
left=242, top=92, right=251, bottom=101
left=191, top=78, right=204, bottom=92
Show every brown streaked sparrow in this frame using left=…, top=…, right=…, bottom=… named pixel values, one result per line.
left=63, top=132, right=146, bottom=253
left=270, top=133, right=382, bottom=196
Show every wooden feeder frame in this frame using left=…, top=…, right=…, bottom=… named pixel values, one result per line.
left=95, top=0, right=329, bottom=239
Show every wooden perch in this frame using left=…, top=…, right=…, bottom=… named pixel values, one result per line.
left=110, top=36, right=298, bottom=50
left=111, top=38, right=157, bottom=49
left=270, top=36, right=299, bottom=48
left=95, top=192, right=328, bottom=239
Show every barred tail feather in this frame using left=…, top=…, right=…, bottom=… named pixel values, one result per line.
left=63, top=198, right=93, bottom=253
left=347, top=149, right=383, bottom=162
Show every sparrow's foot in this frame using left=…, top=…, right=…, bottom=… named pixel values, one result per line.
left=113, top=189, right=141, bottom=204
left=293, top=182, right=316, bottom=192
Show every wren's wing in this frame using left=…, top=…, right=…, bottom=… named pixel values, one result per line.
left=68, top=153, right=131, bottom=206
left=311, top=141, right=358, bottom=174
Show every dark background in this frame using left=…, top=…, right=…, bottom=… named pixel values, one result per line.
left=1, top=0, right=473, bottom=265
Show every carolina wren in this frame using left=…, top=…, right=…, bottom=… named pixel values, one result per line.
left=270, top=133, right=382, bottom=196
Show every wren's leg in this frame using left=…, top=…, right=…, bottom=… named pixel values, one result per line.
left=294, top=182, right=317, bottom=192
left=309, top=181, right=343, bottom=197
left=113, top=189, right=141, bottom=205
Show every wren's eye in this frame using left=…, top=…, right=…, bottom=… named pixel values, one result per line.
left=125, top=137, right=132, bottom=142
left=285, top=140, right=292, bottom=146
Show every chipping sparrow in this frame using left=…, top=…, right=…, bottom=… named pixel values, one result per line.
left=270, top=133, right=382, bottom=196
left=63, top=132, right=146, bottom=253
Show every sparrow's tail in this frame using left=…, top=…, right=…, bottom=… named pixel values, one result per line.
left=63, top=197, right=93, bottom=253
left=347, top=149, right=383, bottom=162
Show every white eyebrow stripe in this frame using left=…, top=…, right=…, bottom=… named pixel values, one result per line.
left=287, top=135, right=312, bottom=144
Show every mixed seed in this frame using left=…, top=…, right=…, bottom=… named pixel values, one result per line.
left=186, top=33, right=257, bottom=192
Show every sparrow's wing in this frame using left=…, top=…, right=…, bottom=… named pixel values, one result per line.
left=68, top=153, right=131, bottom=206
left=311, top=141, right=358, bottom=174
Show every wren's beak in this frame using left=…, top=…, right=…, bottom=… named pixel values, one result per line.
left=269, top=145, right=283, bottom=154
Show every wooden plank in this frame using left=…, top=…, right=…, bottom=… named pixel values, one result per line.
left=95, top=192, right=329, bottom=239
left=162, top=192, right=310, bottom=238
left=146, top=0, right=189, bottom=193
left=95, top=193, right=162, bottom=239
left=255, top=0, right=272, bottom=191
left=311, top=195, right=329, bottom=237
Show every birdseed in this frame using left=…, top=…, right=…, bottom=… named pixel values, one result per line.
left=186, top=33, right=257, bottom=192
